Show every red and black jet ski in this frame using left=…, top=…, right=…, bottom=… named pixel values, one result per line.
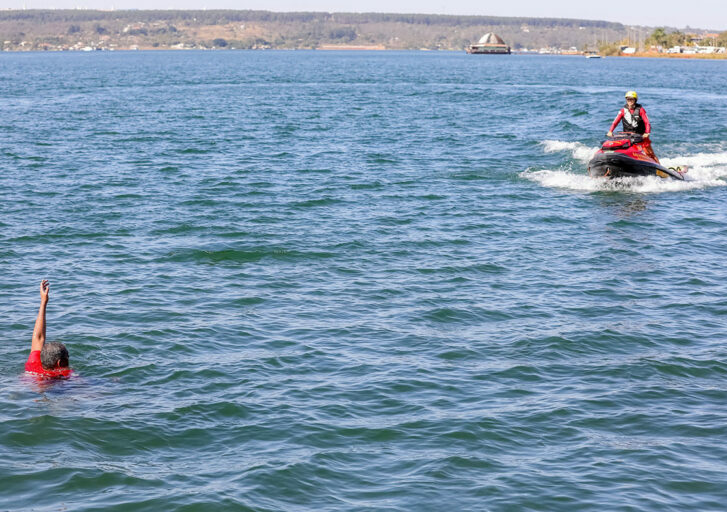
left=588, top=132, right=686, bottom=180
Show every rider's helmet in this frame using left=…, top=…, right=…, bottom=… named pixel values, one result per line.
left=625, top=90, right=638, bottom=100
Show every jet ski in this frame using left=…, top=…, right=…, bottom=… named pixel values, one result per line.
left=588, top=132, right=686, bottom=180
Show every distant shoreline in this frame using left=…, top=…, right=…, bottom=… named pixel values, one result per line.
left=0, top=8, right=638, bottom=53
left=617, top=52, right=726, bottom=59
left=1, top=47, right=725, bottom=58
left=317, top=44, right=386, bottom=51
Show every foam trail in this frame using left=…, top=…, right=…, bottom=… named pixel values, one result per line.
left=522, top=169, right=726, bottom=193
left=660, top=151, right=727, bottom=182
left=541, top=140, right=598, bottom=163
left=527, top=142, right=727, bottom=194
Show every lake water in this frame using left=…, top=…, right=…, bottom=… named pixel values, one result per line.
left=1, top=51, right=727, bottom=511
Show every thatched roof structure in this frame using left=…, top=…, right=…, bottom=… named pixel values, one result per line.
left=477, top=33, right=506, bottom=45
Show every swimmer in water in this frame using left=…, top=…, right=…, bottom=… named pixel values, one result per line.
left=24, top=280, right=73, bottom=378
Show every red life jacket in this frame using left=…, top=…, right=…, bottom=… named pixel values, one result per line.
left=25, top=350, right=73, bottom=378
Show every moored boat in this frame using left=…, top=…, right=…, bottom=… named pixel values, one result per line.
left=467, top=33, right=511, bottom=54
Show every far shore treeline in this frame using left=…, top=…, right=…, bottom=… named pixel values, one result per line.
left=2, top=9, right=637, bottom=51
left=1, top=10, right=724, bottom=53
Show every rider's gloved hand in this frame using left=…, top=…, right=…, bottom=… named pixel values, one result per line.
left=643, top=133, right=650, bottom=138
left=607, top=131, right=613, bottom=137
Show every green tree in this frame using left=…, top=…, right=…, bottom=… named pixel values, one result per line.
left=647, top=27, right=668, bottom=47
left=598, top=42, right=621, bottom=56
left=666, top=31, right=688, bottom=47
left=328, top=27, right=356, bottom=41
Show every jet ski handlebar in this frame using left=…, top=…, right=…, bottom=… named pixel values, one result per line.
left=600, top=132, right=646, bottom=150
left=607, top=132, right=644, bottom=143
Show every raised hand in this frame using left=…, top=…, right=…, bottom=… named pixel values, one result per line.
left=40, top=280, right=50, bottom=303
left=32, top=280, right=50, bottom=352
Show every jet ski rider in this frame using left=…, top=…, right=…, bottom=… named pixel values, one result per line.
left=606, top=90, right=658, bottom=161
left=607, top=90, right=650, bottom=137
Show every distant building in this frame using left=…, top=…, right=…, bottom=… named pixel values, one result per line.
left=467, top=33, right=511, bottom=54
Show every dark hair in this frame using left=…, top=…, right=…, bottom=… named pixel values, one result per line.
left=40, top=342, right=69, bottom=370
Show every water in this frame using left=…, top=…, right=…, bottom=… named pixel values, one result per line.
left=2, top=51, right=727, bottom=511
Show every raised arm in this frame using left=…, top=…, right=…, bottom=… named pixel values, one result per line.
left=31, top=280, right=50, bottom=353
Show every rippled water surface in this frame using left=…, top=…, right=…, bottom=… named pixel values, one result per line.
left=2, top=51, right=727, bottom=511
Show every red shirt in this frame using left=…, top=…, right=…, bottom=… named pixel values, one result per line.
left=609, top=106, right=651, bottom=134
left=25, top=350, right=73, bottom=378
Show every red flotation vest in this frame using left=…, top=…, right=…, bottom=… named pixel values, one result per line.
left=25, top=350, right=73, bottom=378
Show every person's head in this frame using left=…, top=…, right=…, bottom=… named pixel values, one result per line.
left=40, top=342, right=69, bottom=370
left=625, top=90, right=638, bottom=105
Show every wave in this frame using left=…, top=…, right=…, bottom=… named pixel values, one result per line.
left=163, top=246, right=336, bottom=264
left=529, top=140, right=727, bottom=193
left=660, top=152, right=727, bottom=182
left=541, top=140, right=597, bottom=163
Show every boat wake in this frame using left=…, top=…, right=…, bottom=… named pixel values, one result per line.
left=524, top=140, right=727, bottom=193
left=541, top=140, right=597, bottom=163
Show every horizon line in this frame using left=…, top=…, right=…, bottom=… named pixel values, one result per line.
left=1, top=7, right=718, bottom=31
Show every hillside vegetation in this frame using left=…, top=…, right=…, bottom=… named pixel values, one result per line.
left=0, top=10, right=638, bottom=51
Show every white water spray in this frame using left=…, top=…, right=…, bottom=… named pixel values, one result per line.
left=525, top=140, right=727, bottom=193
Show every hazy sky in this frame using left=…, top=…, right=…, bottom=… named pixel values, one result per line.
left=3, top=0, right=725, bottom=31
